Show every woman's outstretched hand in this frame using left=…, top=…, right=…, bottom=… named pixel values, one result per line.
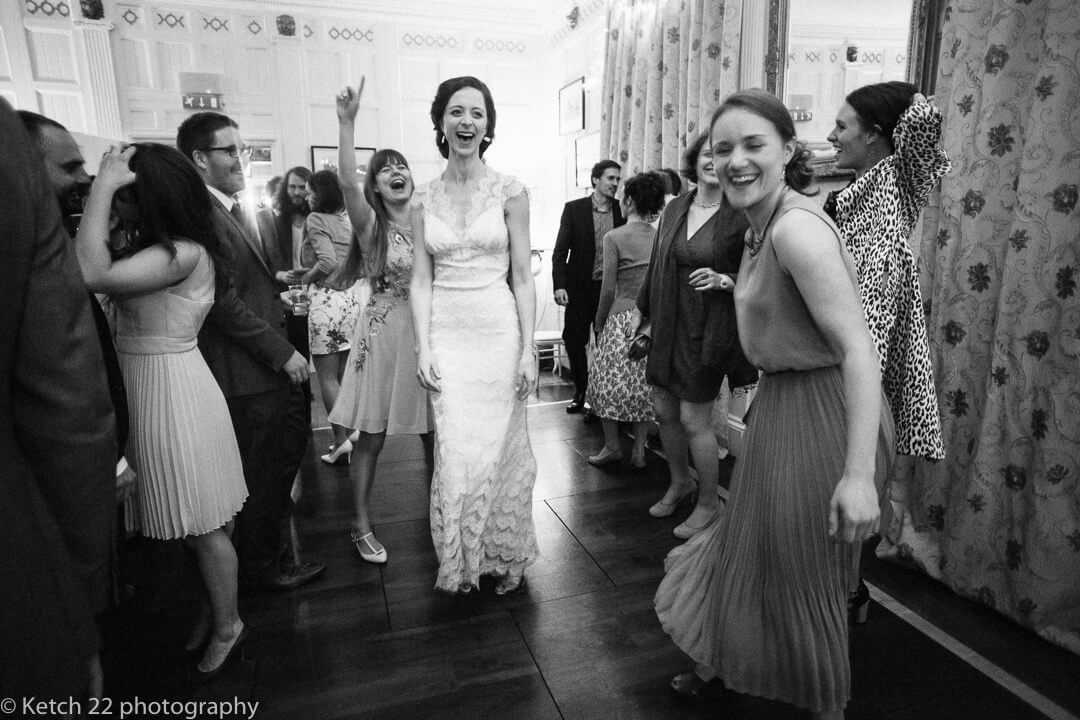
left=828, top=475, right=880, bottom=544
left=336, top=77, right=365, bottom=123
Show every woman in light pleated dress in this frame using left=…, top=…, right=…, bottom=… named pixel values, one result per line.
left=74, top=143, right=248, bottom=678
left=327, top=79, right=434, bottom=564
left=655, top=89, right=895, bottom=719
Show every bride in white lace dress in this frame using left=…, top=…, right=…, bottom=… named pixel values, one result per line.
left=410, top=76, right=538, bottom=595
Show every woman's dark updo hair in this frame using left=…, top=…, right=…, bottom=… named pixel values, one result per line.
left=622, top=171, right=667, bottom=217
left=681, top=133, right=711, bottom=184
left=117, top=142, right=231, bottom=281
left=660, top=168, right=681, bottom=196
left=710, top=88, right=815, bottom=194
left=307, top=170, right=344, bottom=214
left=429, top=76, right=497, bottom=159
left=845, top=81, right=918, bottom=154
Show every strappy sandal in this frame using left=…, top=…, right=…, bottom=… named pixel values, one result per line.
left=350, top=529, right=387, bottom=564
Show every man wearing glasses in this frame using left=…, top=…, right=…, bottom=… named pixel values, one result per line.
left=177, top=111, right=324, bottom=591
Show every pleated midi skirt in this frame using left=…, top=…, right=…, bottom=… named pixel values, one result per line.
left=654, top=365, right=895, bottom=713
left=121, top=347, right=248, bottom=540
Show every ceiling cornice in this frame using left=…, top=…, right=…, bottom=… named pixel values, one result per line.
left=155, top=0, right=549, bottom=33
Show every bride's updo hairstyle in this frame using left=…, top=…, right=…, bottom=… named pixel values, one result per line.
left=710, top=88, right=816, bottom=195
left=429, top=76, right=497, bottom=159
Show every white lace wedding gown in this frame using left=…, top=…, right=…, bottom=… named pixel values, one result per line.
left=415, top=168, right=538, bottom=592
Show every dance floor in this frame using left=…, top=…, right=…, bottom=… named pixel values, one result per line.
left=101, top=371, right=1080, bottom=719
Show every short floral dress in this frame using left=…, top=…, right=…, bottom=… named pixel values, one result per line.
left=329, top=225, right=433, bottom=435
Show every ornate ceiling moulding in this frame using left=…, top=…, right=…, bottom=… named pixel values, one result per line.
left=159, top=0, right=544, bottom=32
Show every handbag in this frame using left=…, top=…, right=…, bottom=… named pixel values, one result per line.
left=627, top=333, right=651, bottom=361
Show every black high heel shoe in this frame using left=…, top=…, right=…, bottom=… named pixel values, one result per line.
left=848, top=579, right=869, bottom=625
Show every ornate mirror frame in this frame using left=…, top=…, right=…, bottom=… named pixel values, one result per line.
left=765, top=0, right=948, bottom=99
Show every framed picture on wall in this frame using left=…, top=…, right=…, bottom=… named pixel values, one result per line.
left=559, top=77, right=585, bottom=135
left=310, top=145, right=375, bottom=175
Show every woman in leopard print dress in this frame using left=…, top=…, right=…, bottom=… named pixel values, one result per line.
left=827, top=81, right=951, bottom=615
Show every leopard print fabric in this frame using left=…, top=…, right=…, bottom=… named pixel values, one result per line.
left=835, top=102, right=950, bottom=460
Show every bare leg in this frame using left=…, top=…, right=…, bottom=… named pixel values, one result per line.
left=630, top=421, right=650, bottom=464
left=652, top=389, right=693, bottom=503
left=680, top=399, right=721, bottom=526
left=184, top=526, right=244, bottom=673
left=350, top=430, right=387, bottom=549
left=599, top=418, right=622, bottom=455
left=314, top=351, right=349, bottom=447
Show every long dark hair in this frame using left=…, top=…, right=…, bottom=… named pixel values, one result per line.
left=710, top=89, right=816, bottom=194
left=330, top=148, right=411, bottom=289
left=118, top=142, right=231, bottom=281
left=274, top=166, right=311, bottom=218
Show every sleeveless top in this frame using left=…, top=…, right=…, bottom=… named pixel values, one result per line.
left=735, top=190, right=861, bottom=373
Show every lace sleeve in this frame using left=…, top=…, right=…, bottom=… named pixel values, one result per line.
left=892, top=102, right=951, bottom=225
left=501, top=174, right=530, bottom=206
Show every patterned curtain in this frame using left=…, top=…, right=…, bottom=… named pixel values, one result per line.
left=600, top=0, right=742, bottom=175
left=879, top=0, right=1080, bottom=654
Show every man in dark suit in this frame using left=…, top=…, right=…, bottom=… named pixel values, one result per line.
left=18, top=110, right=133, bottom=489
left=0, top=98, right=115, bottom=699
left=177, top=111, right=324, bottom=590
left=552, top=159, right=624, bottom=414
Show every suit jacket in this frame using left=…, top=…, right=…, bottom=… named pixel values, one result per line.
left=255, top=206, right=293, bottom=276
left=552, top=195, right=625, bottom=296
left=199, top=196, right=296, bottom=398
left=636, top=190, right=756, bottom=389
left=0, top=98, right=115, bottom=697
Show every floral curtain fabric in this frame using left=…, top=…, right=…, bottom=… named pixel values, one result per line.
left=879, top=0, right=1080, bottom=654
left=600, top=0, right=742, bottom=175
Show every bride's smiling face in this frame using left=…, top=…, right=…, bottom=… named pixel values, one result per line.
left=441, top=88, right=487, bottom=157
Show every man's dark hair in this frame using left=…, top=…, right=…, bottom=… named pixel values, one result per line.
left=176, top=111, right=238, bottom=164
left=275, top=166, right=312, bottom=217
left=590, top=160, right=620, bottom=188
left=16, top=110, right=66, bottom=145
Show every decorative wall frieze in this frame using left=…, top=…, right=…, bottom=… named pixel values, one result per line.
left=328, top=24, right=374, bottom=42
left=24, top=0, right=72, bottom=18
left=199, top=13, right=229, bottom=32
left=153, top=8, right=188, bottom=30
left=400, top=30, right=455, bottom=49
left=117, top=4, right=142, bottom=26
left=473, top=36, right=528, bottom=54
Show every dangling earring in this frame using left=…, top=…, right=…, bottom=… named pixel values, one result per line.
left=437, top=131, right=448, bottom=146
left=482, top=136, right=491, bottom=143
